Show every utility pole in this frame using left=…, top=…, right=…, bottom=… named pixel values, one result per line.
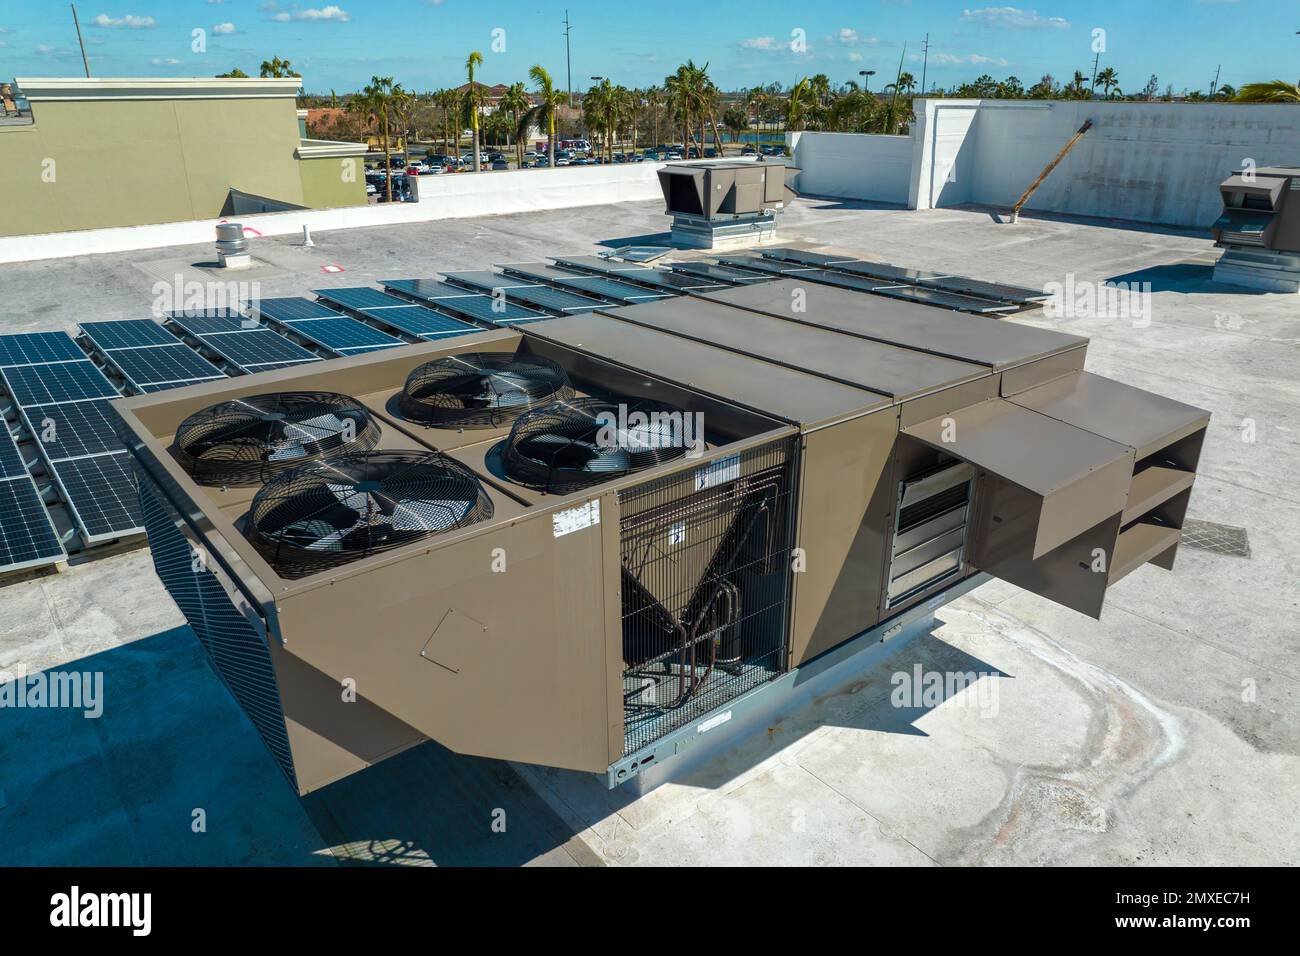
left=563, top=10, right=574, bottom=107
left=1089, top=51, right=1100, bottom=97
left=71, top=3, right=90, bottom=78
left=920, top=33, right=929, bottom=97
left=1210, top=63, right=1221, bottom=98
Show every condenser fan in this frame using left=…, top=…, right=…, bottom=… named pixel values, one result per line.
left=247, top=451, right=494, bottom=577
left=171, top=392, right=381, bottom=486
left=502, top=397, right=694, bottom=493
left=399, top=352, right=574, bottom=428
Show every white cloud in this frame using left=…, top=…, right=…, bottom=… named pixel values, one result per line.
left=961, top=7, right=1069, bottom=29
left=838, top=28, right=858, bottom=43
left=919, top=51, right=1011, bottom=66
left=847, top=51, right=863, bottom=62
left=272, top=5, right=350, bottom=21
left=92, top=13, right=157, bottom=28
left=740, top=36, right=778, bottom=50
left=151, top=57, right=181, bottom=65
left=36, top=43, right=56, bottom=54
left=213, top=21, right=236, bottom=34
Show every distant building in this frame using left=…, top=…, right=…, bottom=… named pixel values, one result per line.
left=0, top=77, right=369, bottom=238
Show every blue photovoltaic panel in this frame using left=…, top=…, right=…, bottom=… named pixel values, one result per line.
left=382, top=278, right=479, bottom=300
left=313, top=287, right=411, bottom=311
left=252, top=297, right=345, bottom=323
left=501, top=285, right=605, bottom=314
left=80, top=320, right=179, bottom=351
left=359, top=305, right=482, bottom=339
left=550, top=274, right=672, bottom=303
left=440, top=271, right=537, bottom=291
left=279, top=317, right=405, bottom=353
left=0, top=475, right=65, bottom=571
left=0, top=424, right=26, bottom=479
left=430, top=295, right=548, bottom=325
left=169, top=314, right=258, bottom=336
left=167, top=308, right=244, bottom=318
left=0, top=332, right=87, bottom=367
left=1, top=361, right=119, bottom=406
left=199, top=329, right=320, bottom=371
left=869, top=284, right=1020, bottom=315
left=584, top=266, right=723, bottom=292
left=52, top=451, right=142, bottom=541
left=552, top=255, right=645, bottom=273
left=761, top=248, right=858, bottom=268
left=823, top=259, right=948, bottom=285
left=716, top=255, right=818, bottom=277
left=20, top=401, right=126, bottom=461
left=108, top=344, right=225, bottom=389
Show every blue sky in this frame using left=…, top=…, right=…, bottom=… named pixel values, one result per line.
left=1, top=1, right=1296, bottom=94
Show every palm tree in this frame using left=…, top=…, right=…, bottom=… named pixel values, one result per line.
left=897, top=72, right=916, bottom=95
left=665, top=61, right=710, bottom=152
left=522, top=64, right=564, bottom=167
left=498, top=82, right=531, bottom=167
left=350, top=76, right=405, bottom=202
left=1096, top=67, right=1120, bottom=98
left=1235, top=80, right=1300, bottom=103
left=809, top=73, right=832, bottom=108
left=784, top=77, right=815, bottom=131
left=644, top=85, right=664, bottom=148
left=259, top=56, right=299, bottom=79
left=465, top=51, right=484, bottom=172
left=433, top=88, right=460, bottom=161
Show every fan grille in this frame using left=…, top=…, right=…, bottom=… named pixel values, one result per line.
left=171, top=391, right=381, bottom=486
left=503, top=396, right=694, bottom=494
left=248, top=451, right=494, bottom=577
left=399, top=352, right=574, bottom=429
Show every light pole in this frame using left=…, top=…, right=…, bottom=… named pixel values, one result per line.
left=859, top=69, right=876, bottom=93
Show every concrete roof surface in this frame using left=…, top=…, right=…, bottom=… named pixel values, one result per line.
left=0, top=195, right=1296, bottom=866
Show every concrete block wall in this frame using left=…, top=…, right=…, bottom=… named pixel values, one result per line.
left=789, top=131, right=913, bottom=204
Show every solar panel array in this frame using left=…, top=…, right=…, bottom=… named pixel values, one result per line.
left=0, top=424, right=66, bottom=572
left=0, top=331, right=142, bottom=546
left=552, top=257, right=726, bottom=293
left=758, top=248, right=1050, bottom=308
left=315, top=285, right=513, bottom=335
left=167, top=313, right=323, bottom=374
left=81, top=320, right=226, bottom=393
left=358, top=304, right=483, bottom=338
left=433, top=273, right=606, bottom=315
left=669, top=261, right=777, bottom=285
left=254, top=297, right=406, bottom=355
left=500, top=263, right=673, bottom=305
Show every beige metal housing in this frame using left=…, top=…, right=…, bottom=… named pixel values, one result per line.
left=117, top=283, right=1209, bottom=794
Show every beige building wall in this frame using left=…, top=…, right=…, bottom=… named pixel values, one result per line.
left=297, top=154, right=367, bottom=209
left=0, top=79, right=365, bottom=238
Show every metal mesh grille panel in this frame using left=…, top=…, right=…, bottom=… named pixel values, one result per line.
left=617, top=437, right=798, bottom=754
left=139, top=477, right=297, bottom=788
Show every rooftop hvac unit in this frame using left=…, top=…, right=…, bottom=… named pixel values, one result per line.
left=1211, top=166, right=1300, bottom=292
left=656, top=160, right=798, bottom=249
left=117, top=278, right=1209, bottom=792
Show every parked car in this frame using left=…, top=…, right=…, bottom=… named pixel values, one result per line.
left=572, top=157, right=592, bottom=166
left=741, top=144, right=757, bottom=155
left=487, top=152, right=505, bottom=163
left=491, top=159, right=509, bottom=171
left=704, top=148, right=717, bottom=158
left=365, top=182, right=378, bottom=195
left=642, top=150, right=660, bottom=161
left=554, top=150, right=574, bottom=166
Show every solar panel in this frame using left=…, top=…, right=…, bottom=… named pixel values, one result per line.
left=870, top=284, right=1020, bottom=314
left=278, top=316, right=405, bottom=353
left=915, top=275, right=1049, bottom=305
left=251, top=297, right=345, bottom=323
left=313, top=287, right=412, bottom=311
left=107, top=344, right=226, bottom=390
left=0, top=475, right=65, bottom=571
left=716, top=255, right=819, bottom=277
left=501, top=285, right=606, bottom=314
left=429, top=295, right=548, bottom=325
left=0, top=424, right=27, bottom=479
left=1, top=361, right=120, bottom=406
left=761, top=248, right=857, bottom=268
left=167, top=308, right=244, bottom=317
left=20, top=401, right=126, bottom=461
left=51, top=451, right=142, bottom=541
left=198, top=329, right=321, bottom=371
left=670, top=262, right=778, bottom=284
left=360, top=305, right=484, bottom=338
left=382, top=278, right=480, bottom=300
left=80, top=320, right=179, bottom=351
left=771, top=267, right=904, bottom=293
left=550, top=274, right=673, bottom=304
left=827, top=260, right=949, bottom=284
left=440, top=271, right=537, bottom=291
left=0, top=332, right=87, bottom=367
left=169, top=314, right=259, bottom=336
left=552, top=255, right=645, bottom=273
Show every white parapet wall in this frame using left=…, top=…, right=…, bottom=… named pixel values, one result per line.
left=0, top=162, right=667, bottom=264
left=790, top=99, right=1300, bottom=229
left=788, top=131, right=913, bottom=204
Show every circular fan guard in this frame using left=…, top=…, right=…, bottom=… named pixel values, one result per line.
left=502, top=397, right=694, bottom=494
left=399, top=352, right=574, bottom=429
left=247, top=451, right=494, bottom=578
left=171, top=391, right=381, bottom=486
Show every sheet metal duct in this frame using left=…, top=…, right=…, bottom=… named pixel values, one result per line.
left=1213, top=166, right=1300, bottom=251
